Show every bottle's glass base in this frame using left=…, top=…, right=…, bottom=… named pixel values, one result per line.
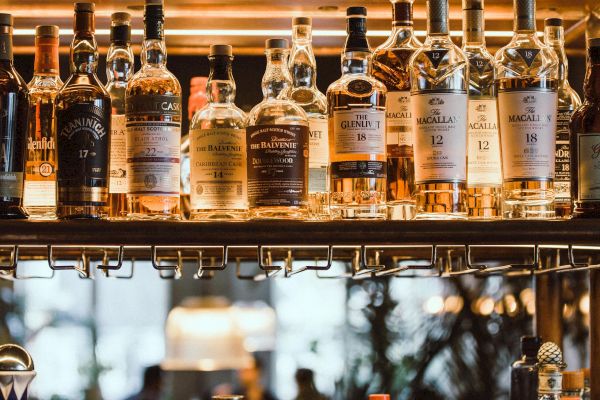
left=415, top=212, right=467, bottom=220
left=128, top=195, right=181, bottom=221
left=554, top=202, right=571, bottom=219
left=330, top=205, right=387, bottom=220
left=308, top=192, right=330, bottom=221
left=502, top=180, right=555, bottom=219
left=415, top=182, right=468, bottom=219
left=108, top=193, right=128, bottom=220
left=0, top=205, right=29, bottom=219
left=387, top=202, right=416, bottom=221
left=468, top=186, right=502, bottom=220
left=190, top=209, right=248, bottom=221
left=23, top=206, right=55, bottom=220
left=250, top=206, right=308, bottom=220
left=57, top=205, right=108, bottom=220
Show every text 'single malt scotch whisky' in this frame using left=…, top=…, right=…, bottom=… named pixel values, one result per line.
left=495, top=0, right=558, bottom=219
left=247, top=39, right=309, bottom=219
left=106, top=12, right=134, bottom=219
left=570, top=38, right=600, bottom=218
left=409, top=0, right=469, bottom=220
left=327, top=7, right=387, bottom=220
left=462, top=0, right=502, bottom=219
left=372, top=0, right=421, bottom=221
left=189, top=45, right=248, bottom=220
left=543, top=18, right=581, bottom=218
left=289, top=17, right=329, bottom=220
left=24, top=25, right=61, bottom=220
left=55, top=3, right=111, bottom=219
left=126, top=0, right=182, bottom=220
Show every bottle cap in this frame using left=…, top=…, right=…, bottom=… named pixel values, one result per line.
left=293, top=16, right=311, bottom=26
left=35, top=25, right=59, bottom=38
left=0, top=14, right=12, bottom=27
left=544, top=17, right=563, bottom=27
left=75, top=2, right=95, bottom=13
left=428, top=0, right=449, bottom=34
left=537, top=342, right=565, bottom=366
left=515, top=0, right=536, bottom=31
left=265, top=38, right=288, bottom=49
left=462, top=0, right=483, bottom=10
left=562, top=370, right=584, bottom=390
left=347, top=6, right=367, bottom=17
left=521, top=336, right=542, bottom=358
left=210, top=44, right=233, bottom=57
left=369, top=395, right=391, bottom=400
left=111, top=12, right=131, bottom=25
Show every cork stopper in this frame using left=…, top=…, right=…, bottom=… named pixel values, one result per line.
left=110, top=12, right=131, bottom=44
left=35, top=25, right=58, bottom=38
left=514, top=0, right=536, bottom=31
left=75, top=2, right=95, bottom=13
left=0, top=14, right=12, bottom=27
left=210, top=44, right=233, bottom=57
left=562, top=371, right=584, bottom=391
left=265, top=38, right=288, bottom=49
left=293, top=16, right=311, bottom=26
left=427, top=0, right=449, bottom=35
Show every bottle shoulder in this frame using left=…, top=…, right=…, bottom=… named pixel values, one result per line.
left=248, top=98, right=308, bottom=126
left=289, top=86, right=327, bottom=113
left=327, top=73, right=387, bottom=95
left=373, top=31, right=422, bottom=55
left=28, top=75, right=63, bottom=93
left=495, top=35, right=558, bottom=79
left=57, top=73, right=110, bottom=100
left=0, top=65, right=29, bottom=93
left=191, top=103, right=247, bottom=130
left=128, top=66, right=182, bottom=96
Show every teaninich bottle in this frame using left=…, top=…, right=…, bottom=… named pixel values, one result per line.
left=126, top=0, right=182, bottom=220
left=25, top=25, right=62, bottom=220
left=495, top=0, right=558, bottom=219
left=409, top=0, right=469, bottom=220
left=246, top=39, right=309, bottom=219
left=0, top=14, right=29, bottom=219
left=106, top=12, right=134, bottom=219
left=570, top=38, right=600, bottom=218
left=327, top=7, right=387, bottom=220
left=55, top=3, right=111, bottom=219
left=372, top=0, right=421, bottom=220
left=189, top=45, right=248, bottom=220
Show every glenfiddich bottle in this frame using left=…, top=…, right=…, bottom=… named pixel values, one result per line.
left=570, top=38, right=600, bottom=218
left=327, top=7, right=387, bottom=220
left=372, top=0, right=421, bottom=220
left=126, top=0, right=182, bottom=220
left=55, top=2, right=111, bottom=219
left=25, top=25, right=61, bottom=220
left=0, top=14, right=29, bottom=219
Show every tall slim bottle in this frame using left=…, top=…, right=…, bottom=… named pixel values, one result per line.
left=106, top=12, right=133, bottom=219
left=372, top=0, right=421, bottom=220
left=462, top=0, right=502, bottom=219
left=544, top=18, right=582, bottom=218
left=55, top=3, right=111, bottom=219
left=0, top=14, right=29, bottom=219
left=289, top=17, right=329, bottom=220
left=126, top=0, right=182, bottom=220
left=409, top=0, right=469, bottom=219
left=495, top=0, right=558, bottom=219
left=510, top=336, right=541, bottom=400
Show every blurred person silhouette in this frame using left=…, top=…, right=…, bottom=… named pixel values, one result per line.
left=124, top=365, right=163, bottom=400
left=294, top=368, right=327, bottom=400
left=234, top=356, right=278, bottom=400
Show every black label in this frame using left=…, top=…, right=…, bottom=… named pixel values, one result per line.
left=425, top=49, right=449, bottom=69
left=348, top=80, right=372, bottom=95
left=331, top=161, right=386, bottom=179
left=555, top=108, right=573, bottom=200
left=126, top=94, right=181, bottom=117
left=515, top=48, right=541, bottom=68
left=469, top=57, right=491, bottom=75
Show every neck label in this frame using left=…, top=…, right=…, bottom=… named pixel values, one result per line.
left=538, top=371, right=562, bottom=394
left=515, top=48, right=541, bottom=68
left=425, top=50, right=448, bottom=69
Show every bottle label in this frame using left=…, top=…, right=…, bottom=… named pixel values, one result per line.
left=333, top=109, right=385, bottom=154
left=0, top=172, right=23, bottom=198
left=498, top=89, right=557, bottom=181
left=330, top=161, right=386, bottom=179
left=246, top=124, right=308, bottom=208
left=308, top=117, right=328, bottom=193
left=386, top=91, right=413, bottom=158
left=411, top=92, right=468, bottom=184
left=467, top=98, right=502, bottom=186
left=24, top=180, right=55, bottom=207
left=126, top=94, right=182, bottom=117
left=555, top=108, right=573, bottom=203
left=577, top=133, right=600, bottom=201
left=109, top=114, right=127, bottom=194
left=189, top=127, right=247, bottom=210
left=538, top=371, right=562, bottom=394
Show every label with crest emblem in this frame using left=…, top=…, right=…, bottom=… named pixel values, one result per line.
left=347, top=80, right=373, bottom=95
left=467, top=99, right=501, bottom=186
left=577, top=133, right=600, bottom=201
left=386, top=91, right=412, bottom=157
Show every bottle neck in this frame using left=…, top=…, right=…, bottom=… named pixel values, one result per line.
left=106, top=42, right=133, bottom=84
left=584, top=49, right=600, bottom=102
left=463, top=8, right=485, bottom=45
left=290, top=24, right=317, bottom=89
left=544, top=25, right=568, bottom=82
left=514, top=0, right=536, bottom=33
left=342, top=51, right=370, bottom=75
left=34, top=36, right=60, bottom=76
left=207, top=55, right=236, bottom=104
left=0, top=25, right=13, bottom=65
left=392, top=1, right=413, bottom=28
left=427, top=0, right=449, bottom=36
left=70, top=32, right=98, bottom=74
left=143, top=7, right=166, bottom=67
left=343, top=15, right=370, bottom=75
left=262, top=49, right=292, bottom=99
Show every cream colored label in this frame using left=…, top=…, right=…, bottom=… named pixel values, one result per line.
left=308, top=117, right=328, bottom=167
left=578, top=133, right=600, bottom=201
left=333, top=110, right=385, bottom=154
left=386, top=91, right=412, bottom=146
left=109, top=114, right=127, bottom=194
left=467, top=99, right=502, bottom=186
left=411, top=92, right=468, bottom=183
left=538, top=371, right=562, bottom=394
left=24, top=180, right=55, bottom=207
left=498, top=90, right=557, bottom=181
left=189, top=128, right=247, bottom=210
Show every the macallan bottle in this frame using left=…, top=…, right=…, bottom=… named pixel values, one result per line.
left=372, top=0, right=421, bottom=220
left=25, top=25, right=62, bottom=219
left=55, top=3, right=111, bottom=219
left=126, top=0, right=182, bottom=220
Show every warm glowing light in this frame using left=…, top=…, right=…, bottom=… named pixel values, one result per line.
left=424, top=296, right=445, bottom=315
left=444, top=295, right=464, bottom=314
left=479, top=297, right=495, bottom=316
left=526, top=301, right=536, bottom=315
left=563, top=304, right=574, bottom=320
left=504, top=294, right=519, bottom=316
left=580, top=294, right=590, bottom=315
left=520, top=288, right=534, bottom=305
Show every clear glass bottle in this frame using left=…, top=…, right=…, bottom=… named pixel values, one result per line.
left=105, top=12, right=133, bottom=219
left=327, top=7, right=387, bottom=220
left=247, top=39, right=309, bottom=219
left=55, top=3, right=111, bottom=219
left=543, top=18, right=582, bottom=218
left=561, top=371, right=584, bottom=399
left=510, top=336, right=541, bottom=400
left=495, top=0, right=558, bottom=219
left=126, top=0, right=182, bottom=220
left=409, top=0, right=469, bottom=219
left=189, top=45, right=247, bottom=220
left=372, top=0, right=421, bottom=221
left=462, top=0, right=502, bottom=219
left=24, top=25, right=61, bottom=219
left=289, top=16, right=329, bottom=220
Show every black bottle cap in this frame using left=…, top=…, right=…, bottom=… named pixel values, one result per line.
left=544, top=17, right=563, bottom=27
left=210, top=44, right=233, bottom=57
left=293, top=16, right=311, bottom=26
left=145, top=0, right=164, bottom=40
left=347, top=6, right=366, bottom=16
left=110, top=12, right=131, bottom=44
left=0, top=14, right=12, bottom=27
left=265, top=38, right=288, bottom=49
left=345, top=6, right=369, bottom=52
left=75, top=2, right=95, bottom=13
left=521, top=336, right=542, bottom=358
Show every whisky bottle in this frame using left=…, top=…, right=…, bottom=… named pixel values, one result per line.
left=409, top=0, right=468, bottom=219
left=55, top=3, right=110, bottom=219
left=537, top=342, right=565, bottom=400
left=462, top=0, right=502, bottom=219
left=372, top=0, right=421, bottom=220
left=544, top=18, right=582, bottom=218
left=570, top=38, right=600, bottom=218
left=247, top=39, right=309, bottom=219
left=327, top=7, right=387, bottom=220
left=126, top=0, right=181, bottom=220
left=106, top=12, right=133, bottom=219
left=289, top=16, right=329, bottom=220
left=0, top=14, right=29, bottom=219
left=495, top=0, right=558, bottom=219
left=189, top=45, right=247, bottom=220
left=509, top=336, right=540, bottom=400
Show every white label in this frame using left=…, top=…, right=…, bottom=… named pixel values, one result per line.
left=386, top=91, right=412, bottom=147
left=467, top=99, right=502, bottom=186
left=538, top=371, right=562, bottom=394
left=127, top=121, right=181, bottom=196
left=109, top=114, right=127, bottom=194
left=333, top=109, right=385, bottom=154
left=498, top=90, right=558, bottom=181
left=23, top=180, right=55, bottom=207
left=308, top=117, right=328, bottom=193
left=189, top=128, right=247, bottom=210
left=578, top=133, right=600, bottom=201
left=411, top=92, right=468, bottom=184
